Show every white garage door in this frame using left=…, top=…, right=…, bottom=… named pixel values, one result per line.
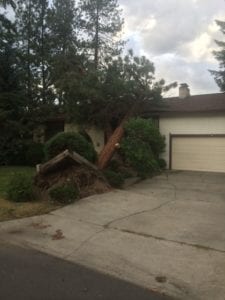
left=171, top=136, right=225, bottom=172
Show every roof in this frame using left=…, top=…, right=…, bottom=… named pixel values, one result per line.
left=142, top=92, right=225, bottom=115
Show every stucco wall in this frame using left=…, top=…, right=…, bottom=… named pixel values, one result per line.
left=64, top=123, right=105, bottom=154
left=159, top=113, right=225, bottom=168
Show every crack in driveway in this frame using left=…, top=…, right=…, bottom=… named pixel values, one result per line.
left=110, top=227, right=225, bottom=254
left=64, top=228, right=106, bottom=259
left=104, top=200, right=175, bottom=229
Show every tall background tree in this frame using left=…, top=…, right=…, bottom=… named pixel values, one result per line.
left=36, top=0, right=50, bottom=106
left=78, top=0, right=124, bottom=69
left=48, top=0, right=81, bottom=106
left=0, top=0, right=16, bottom=9
left=0, top=0, right=28, bottom=164
left=210, top=20, right=225, bottom=91
left=16, top=0, right=54, bottom=120
left=16, top=0, right=39, bottom=111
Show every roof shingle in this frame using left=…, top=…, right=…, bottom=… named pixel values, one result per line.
left=143, top=93, right=225, bottom=115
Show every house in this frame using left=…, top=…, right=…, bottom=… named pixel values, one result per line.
left=33, top=116, right=105, bottom=154
left=144, top=84, right=225, bottom=173
left=35, top=84, right=225, bottom=173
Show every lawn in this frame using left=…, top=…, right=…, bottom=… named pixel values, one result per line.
left=0, top=167, right=61, bottom=222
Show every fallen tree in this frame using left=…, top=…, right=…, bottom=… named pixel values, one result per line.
left=96, top=52, right=176, bottom=169
left=97, top=116, right=127, bottom=170
left=61, top=50, right=176, bottom=170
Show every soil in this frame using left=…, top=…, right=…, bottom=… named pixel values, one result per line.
left=34, top=165, right=110, bottom=200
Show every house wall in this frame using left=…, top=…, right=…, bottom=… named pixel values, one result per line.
left=64, top=123, right=105, bottom=154
left=159, top=113, right=225, bottom=168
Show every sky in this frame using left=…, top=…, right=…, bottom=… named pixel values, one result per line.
left=119, top=0, right=225, bottom=96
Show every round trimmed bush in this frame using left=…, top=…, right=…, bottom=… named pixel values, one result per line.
left=49, top=183, right=79, bottom=204
left=44, top=132, right=97, bottom=162
left=7, top=173, right=35, bottom=202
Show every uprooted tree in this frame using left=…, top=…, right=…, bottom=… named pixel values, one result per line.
left=98, top=51, right=176, bottom=169
left=64, top=50, right=176, bottom=169
left=61, top=50, right=177, bottom=169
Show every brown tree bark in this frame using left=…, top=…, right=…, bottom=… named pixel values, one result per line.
left=97, top=122, right=125, bottom=169
left=97, top=104, right=138, bottom=170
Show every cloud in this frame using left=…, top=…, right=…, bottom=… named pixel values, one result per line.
left=153, top=54, right=218, bottom=96
left=119, top=0, right=225, bottom=94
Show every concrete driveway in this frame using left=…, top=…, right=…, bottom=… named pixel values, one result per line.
left=1, top=171, right=225, bottom=300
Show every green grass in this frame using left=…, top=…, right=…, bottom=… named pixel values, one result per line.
left=0, top=166, right=61, bottom=222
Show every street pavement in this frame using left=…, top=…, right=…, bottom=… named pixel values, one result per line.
left=0, top=242, right=173, bottom=300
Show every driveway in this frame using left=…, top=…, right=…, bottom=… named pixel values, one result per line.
left=1, top=171, right=225, bottom=300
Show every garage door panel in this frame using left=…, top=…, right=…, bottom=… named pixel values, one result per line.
left=172, top=137, right=225, bottom=173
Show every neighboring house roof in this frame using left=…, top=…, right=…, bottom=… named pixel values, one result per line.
left=46, top=92, right=225, bottom=122
left=142, top=92, right=225, bottom=116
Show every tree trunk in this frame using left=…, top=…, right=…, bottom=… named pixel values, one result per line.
left=97, top=122, right=124, bottom=169
left=97, top=105, right=138, bottom=169
left=94, top=0, right=99, bottom=70
left=41, top=0, right=46, bottom=104
left=27, top=0, right=32, bottom=102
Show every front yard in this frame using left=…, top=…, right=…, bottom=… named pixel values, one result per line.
left=0, top=167, right=60, bottom=222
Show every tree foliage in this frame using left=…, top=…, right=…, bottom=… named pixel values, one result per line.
left=0, top=0, right=16, bottom=9
left=210, top=20, right=225, bottom=91
left=0, top=2, right=29, bottom=165
left=0, top=0, right=176, bottom=166
left=16, top=0, right=54, bottom=114
left=65, top=49, right=176, bottom=128
left=78, top=0, right=124, bottom=69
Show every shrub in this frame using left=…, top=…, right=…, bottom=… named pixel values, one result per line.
left=123, top=118, right=165, bottom=155
left=108, top=159, right=121, bottom=172
left=26, top=142, right=45, bottom=166
left=121, top=118, right=165, bottom=177
left=0, top=136, right=28, bottom=166
left=104, top=170, right=124, bottom=188
left=119, top=169, right=133, bottom=179
left=78, top=130, right=93, bottom=143
left=44, top=132, right=97, bottom=162
left=49, top=183, right=79, bottom=204
left=158, top=158, right=167, bottom=170
left=7, top=173, right=35, bottom=202
left=0, top=136, right=44, bottom=167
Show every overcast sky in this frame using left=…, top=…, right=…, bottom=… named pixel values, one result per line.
left=119, top=0, right=225, bottom=96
